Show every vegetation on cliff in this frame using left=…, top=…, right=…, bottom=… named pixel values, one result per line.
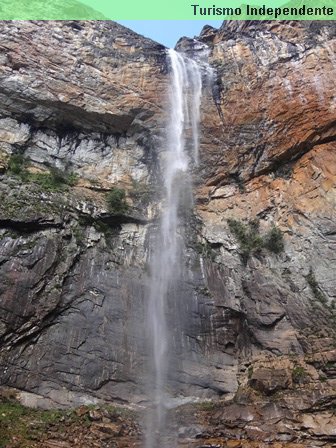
left=7, top=154, right=78, bottom=191
left=227, top=218, right=284, bottom=264
left=0, top=391, right=138, bottom=448
left=106, top=187, right=129, bottom=214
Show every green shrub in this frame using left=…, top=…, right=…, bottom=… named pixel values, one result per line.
left=195, top=286, right=212, bottom=297
left=103, top=404, right=136, bottom=419
left=28, top=168, right=77, bottom=191
left=106, top=187, right=129, bottom=214
left=7, top=155, right=78, bottom=191
left=47, top=167, right=78, bottom=187
left=228, top=218, right=284, bottom=264
left=29, top=172, right=62, bottom=190
left=292, top=366, right=307, bottom=384
left=264, top=226, right=284, bottom=254
left=7, top=154, right=26, bottom=175
left=228, top=218, right=263, bottom=264
left=72, top=225, right=86, bottom=247
left=67, top=172, right=79, bottom=186
left=306, top=268, right=327, bottom=304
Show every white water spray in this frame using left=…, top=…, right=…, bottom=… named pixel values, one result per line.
left=145, top=49, right=203, bottom=448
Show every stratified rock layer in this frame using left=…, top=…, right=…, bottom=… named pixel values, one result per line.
left=0, top=20, right=335, bottom=444
left=0, top=21, right=169, bottom=406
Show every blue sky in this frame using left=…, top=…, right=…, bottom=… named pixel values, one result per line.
left=116, top=21, right=223, bottom=48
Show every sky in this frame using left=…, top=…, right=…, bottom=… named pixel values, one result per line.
left=116, top=21, right=223, bottom=48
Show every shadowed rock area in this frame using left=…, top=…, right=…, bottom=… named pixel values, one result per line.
left=0, top=20, right=335, bottom=446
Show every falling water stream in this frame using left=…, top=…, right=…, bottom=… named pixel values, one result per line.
left=145, top=49, right=203, bottom=448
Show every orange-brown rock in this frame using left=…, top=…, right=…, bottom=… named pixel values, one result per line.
left=190, top=22, right=336, bottom=187
left=185, top=21, right=336, bottom=358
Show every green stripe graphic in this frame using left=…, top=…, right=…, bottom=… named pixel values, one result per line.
left=0, top=0, right=334, bottom=20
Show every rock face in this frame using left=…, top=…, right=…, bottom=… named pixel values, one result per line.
left=0, top=19, right=335, bottom=444
left=193, top=20, right=336, bottom=362
left=0, top=21, right=168, bottom=406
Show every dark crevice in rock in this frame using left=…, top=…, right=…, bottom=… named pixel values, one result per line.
left=0, top=218, right=63, bottom=233
left=79, top=212, right=148, bottom=229
left=258, top=313, right=286, bottom=329
left=212, top=78, right=225, bottom=123
left=0, top=87, right=136, bottom=135
left=29, top=120, right=128, bottom=150
left=305, top=395, right=336, bottom=413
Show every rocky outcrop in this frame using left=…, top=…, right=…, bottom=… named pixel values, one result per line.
left=0, top=19, right=335, bottom=445
left=182, top=20, right=336, bottom=443
left=177, top=18, right=336, bottom=395
left=0, top=21, right=169, bottom=406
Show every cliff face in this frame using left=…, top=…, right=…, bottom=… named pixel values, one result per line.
left=0, top=21, right=169, bottom=407
left=0, top=20, right=336, bottom=443
left=184, top=21, right=336, bottom=441
left=196, top=20, right=336, bottom=363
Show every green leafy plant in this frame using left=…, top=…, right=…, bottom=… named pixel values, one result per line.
left=65, top=172, right=79, bottom=187
left=106, top=187, right=129, bottom=214
left=228, top=218, right=284, bottom=264
left=103, top=404, right=137, bottom=419
left=292, top=366, right=307, bottom=384
left=28, top=167, right=78, bottom=191
left=306, top=268, right=328, bottom=304
left=228, top=218, right=263, bottom=264
left=7, top=154, right=78, bottom=191
left=264, top=226, right=284, bottom=254
left=7, top=154, right=26, bottom=175
left=0, top=400, right=85, bottom=447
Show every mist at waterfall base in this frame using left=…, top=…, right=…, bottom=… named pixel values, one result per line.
left=145, top=50, right=203, bottom=448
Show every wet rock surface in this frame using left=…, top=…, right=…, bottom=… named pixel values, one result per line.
left=0, top=19, right=335, bottom=444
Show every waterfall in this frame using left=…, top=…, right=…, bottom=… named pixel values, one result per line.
left=145, top=49, right=203, bottom=448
